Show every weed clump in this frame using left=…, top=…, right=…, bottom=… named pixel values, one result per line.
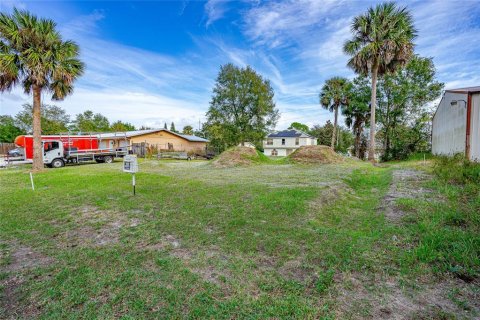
left=288, top=145, right=344, bottom=164
left=433, top=154, right=480, bottom=184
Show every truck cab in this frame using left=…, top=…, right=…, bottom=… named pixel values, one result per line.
left=43, top=140, right=65, bottom=168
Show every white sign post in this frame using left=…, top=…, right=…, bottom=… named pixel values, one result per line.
left=123, top=155, right=138, bottom=195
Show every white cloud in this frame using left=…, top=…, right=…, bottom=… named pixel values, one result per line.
left=204, top=0, right=229, bottom=28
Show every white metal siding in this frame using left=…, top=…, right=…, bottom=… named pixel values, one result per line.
left=470, top=94, right=480, bottom=162
left=432, top=92, right=468, bottom=156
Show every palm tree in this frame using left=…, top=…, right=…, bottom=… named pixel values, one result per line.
left=343, top=76, right=371, bottom=158
left=343, top=2, right=416, bottom=161
left=320, top=77, right=351, bottom=148
left=0, top=8, right=84, bottom=171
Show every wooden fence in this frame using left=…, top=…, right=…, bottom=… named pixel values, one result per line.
left=0, top=143, right=15, bottom=155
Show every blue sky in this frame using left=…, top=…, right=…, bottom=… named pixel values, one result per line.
left=1, top=0, right=480, bottom=131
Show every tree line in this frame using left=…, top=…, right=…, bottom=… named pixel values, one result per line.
left=0, top=104, right=196, bottom=142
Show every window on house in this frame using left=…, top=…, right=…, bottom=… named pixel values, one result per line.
left=282, top=139, right=286, bottom=145
left=271, top=149, right=278, bottom=156
left=266, top=138, right=273, bottom=145
left=295, top=138, right=299, bottom=145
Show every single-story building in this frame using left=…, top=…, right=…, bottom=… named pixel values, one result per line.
left=263, top=129, right=317, bottom=156
left=432, top=86, right=480, bottom=162
left=97, top=129, right=209, bottom=154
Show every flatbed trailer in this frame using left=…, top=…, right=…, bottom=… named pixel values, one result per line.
left=44, top=141, right=128, bottom=168
left=13, top=132, right=129, bottom=168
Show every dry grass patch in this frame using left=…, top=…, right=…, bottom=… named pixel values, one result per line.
left=289, top=145, right=344, bottom=164
left=212, top=146, right=259, bottom=168
left=334, top=271, right=479, bottom=319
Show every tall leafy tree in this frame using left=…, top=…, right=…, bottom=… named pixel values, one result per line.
left=0, top=115, right=24, bottom=142
left=343, top=76, right=371, bottom=157
left=72, top=110, right=110, bottom=132
left=377, top=55, right=443, bottom=160
left=205, top=63, right=279, bottom=151
left=320, top=77, right=351, bottom=148
left=343, top=2, right=416, bottom=161
left=310, top=120, right=353, bottom=153
left=15, top=103, right=70, bottom=134
left=170, top=122, right=176, bottom=132
left=110, top=120, right=135, bottom=132
left=163, top=122, right=167, bottom=129
left=182, top=125, right=194, bottom=135
left=289, top=122, right=309, bottom=133
left=0, top=8, right=84, bottom=170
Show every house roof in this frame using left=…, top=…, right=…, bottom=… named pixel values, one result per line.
left=267, top=129, right=313, bottom=138
left=97, top=129, right=209, bottom=142
left=446, top=86, right=480, bottom=94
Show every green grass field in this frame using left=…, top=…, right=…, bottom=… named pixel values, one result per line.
left=0, top=158, right=478, bottom=319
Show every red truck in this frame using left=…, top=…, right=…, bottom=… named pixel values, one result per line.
left=14, top=134, right=128, bottom=168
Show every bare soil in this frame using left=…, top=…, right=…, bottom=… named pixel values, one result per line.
left=288, top=145, right=344, bottom=164
left=55, top=205, right=140, bottom=248
left=334, top=271, right=480, bottom=319
left=0, top=243, right=53, bottom=319
left=381, top=169, right=432, bottom=223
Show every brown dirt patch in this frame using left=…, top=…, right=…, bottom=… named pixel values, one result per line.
left=380, top=169, right=433, bottom=223
left=0, top=275, right=41, bottom=320
left=139, top=234, right=231, bottom=287
left=278, top=259, right=317, bottom=283
left=2, top=243, right=53, bottom=273
left=0, top=243, right=53, bottom=319
left=334, top=272, right=480, bottom=319
left=54, top=205, right=138, bottom=248
left=288, top=145, right=344, bottom=164
left=212, top=146, right=259, bottom=168
left=60, top=222, right=123, bottom=248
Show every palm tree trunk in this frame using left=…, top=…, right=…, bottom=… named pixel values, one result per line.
left=355, top=122, right=362, bottom=158
left=368, top=64, right=379, bottom=161
left=32, top=85, right=43, bottom=171
left=331, top=105, right=338, bottom=149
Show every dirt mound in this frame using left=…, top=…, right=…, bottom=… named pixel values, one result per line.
left=288, top=145, right=343, bottom=164
left=212, top=146, right=259, bottom=168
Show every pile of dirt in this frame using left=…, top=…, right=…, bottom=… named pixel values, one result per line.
left=212, top=146, right=259, bottom=168
left=288, top=145, right=344, bottom=164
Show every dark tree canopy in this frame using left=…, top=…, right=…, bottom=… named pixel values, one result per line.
left=377, top=55, right=443, bottom=160
left=0, top=115, right=24, bottom=142
left=110, top=120, right=136, bottom=132
left=342, top=76, right=371, bottom=157
left=205, top=64, right=279, bottom=150
left=72, top=110, right=110, bottom=133
left=182, top=125, right=194, bottom=135
left=15, top=103, right=70, bottom=134
left=310, top=120, right=353, bottom=154
left=289, top=122, right=309, bottom=133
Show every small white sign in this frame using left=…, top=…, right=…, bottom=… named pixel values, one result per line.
left=123, top=155, right=138, bottom=173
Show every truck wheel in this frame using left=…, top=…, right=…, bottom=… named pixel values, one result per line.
left=51, top=159, right=65, bottom=168
left=104, top=156, right=113, bottom=163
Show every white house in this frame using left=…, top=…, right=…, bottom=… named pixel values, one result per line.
left=432, top=86, right=480, bottom=162
left=263, top=129, right=317, bottom=156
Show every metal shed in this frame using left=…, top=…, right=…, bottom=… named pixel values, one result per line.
left=432, top=86, right=480, bottom=161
